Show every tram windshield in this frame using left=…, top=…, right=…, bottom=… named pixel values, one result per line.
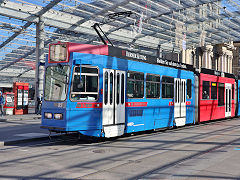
left=70, top=66, right=99, bottom=101
left=44, top=65, right=70, bottom=101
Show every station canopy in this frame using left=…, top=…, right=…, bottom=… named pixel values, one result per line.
left=0, top=0, right=240, bottom=85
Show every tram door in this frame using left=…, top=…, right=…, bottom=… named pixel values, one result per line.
left=225, top=83, right=232, bottom=117
left=174, top=78, right=186, bottom=126
left=102, top=69, right=125, bottom=137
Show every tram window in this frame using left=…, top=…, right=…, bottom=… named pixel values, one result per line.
left=70, top=65, right=99, bottom=101
left=45, top=65, right=70, bottom=101
left=185, top=82, right=186, bottom=102
left=218, top=83, right=224, bottom=106
left=175, top=81, right=177, bottom=102
left=74, top=67, right=80, bottom=73
left=110, top=72, right=113, bottom=104
left=202, top=81, right=210, bottom=99
left=187, top=79, right=192, bottom=99
left=211, top=82, right=217, bottom=99
left=162, top=76, right=174, bottom=98
left=232, top=84, right=234, bottom=100
left=121, top=74, right=124, bottom=104
left=239, top=87, right=240, bottom=100
left=72, top=75, right=85, bottom=92
left=127, top=71, right=144, bottom=98
left=177, top=81, right=179, bottom=102
left=117, top=73, right=120, bottom=105
left=86, top=76, right=98, bottom=92
left=82, top=67, right=98, bottom=74
left=104, top=72, right=108, bottom=105
left=146, top=74, right=160, bottom=98
left=180, top=81, right=183, bottom=102
left=239, top=86, right=240, bottom=100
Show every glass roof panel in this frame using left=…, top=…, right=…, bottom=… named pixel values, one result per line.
left=0, top=0, right=240, bottom=83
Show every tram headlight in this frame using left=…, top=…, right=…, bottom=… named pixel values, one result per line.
left=54, top=113, right=63, bottom=120
left=44, top=112, right=53, bottom=119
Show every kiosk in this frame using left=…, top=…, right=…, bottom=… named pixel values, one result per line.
left=13, top=82, right=29, bottom=115
left=3, top=92, right=14, bottom=115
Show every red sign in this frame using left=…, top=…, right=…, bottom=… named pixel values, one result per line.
left=125, top=102, right=148, bottom=107
left=76, top=103, right=102, bottom=108
left=186, top=101, right=191, bottom=105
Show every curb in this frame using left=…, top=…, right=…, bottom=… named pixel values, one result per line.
left=0, top=133, right=79, bottom=147
left=0, top=117, right=41, bottom=122
left=0, top=135, right=54, bottom=147
left=0, top=133, right=66, bottom=147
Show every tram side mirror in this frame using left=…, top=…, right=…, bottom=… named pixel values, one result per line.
left=78, top=81, right=83, bottom=89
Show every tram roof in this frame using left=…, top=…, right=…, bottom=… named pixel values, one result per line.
left=0, top=0, right=240, bottom=86
left=50, top=41, right=194, bottom=71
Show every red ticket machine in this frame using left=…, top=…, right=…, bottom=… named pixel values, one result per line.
left=3, top=92, right=14, bottom=115
left=13, top=82, right=29, bottom=115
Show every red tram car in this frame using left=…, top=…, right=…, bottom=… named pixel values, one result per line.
left=198, top=68, right=236, bottom=122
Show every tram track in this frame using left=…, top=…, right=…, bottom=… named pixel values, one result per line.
left=0, top=117, right=238, bottom=151
left=131, top=133, right=240, bottom=180
left=76, top=136, right=239, bottom=180
left=76, top=135, right=240, bottom=179
left=73, top=118, right=240, bottom=179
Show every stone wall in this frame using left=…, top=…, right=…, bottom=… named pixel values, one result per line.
left=184, top=42, right=235, bottom=74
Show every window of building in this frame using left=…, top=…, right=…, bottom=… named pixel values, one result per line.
left=211, top=82, right=217, bottom=99
left=202, top=81, right=210, bottom=99
left=127, top=71, right=144, bottom=98
left=70, top=66, right=98, bottom=101
left=162, top=76, right=174, bottom=98
left=146, top=74, right=160, bottom=98
left=218, top=83, right=224, bottom=106
left=191, top=51, right=195, bottom=65
left=187, top=79, right=192, bottom=99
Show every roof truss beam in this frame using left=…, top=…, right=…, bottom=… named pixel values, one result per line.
left=0, top=0, right=63, bottom=50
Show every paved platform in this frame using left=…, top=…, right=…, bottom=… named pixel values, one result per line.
left=0, top=114, right=49, bottom=146
left=0, top=117, right=239, bottom=179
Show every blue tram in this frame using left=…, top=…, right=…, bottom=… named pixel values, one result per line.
left=41, top=42, right=196, bottom=137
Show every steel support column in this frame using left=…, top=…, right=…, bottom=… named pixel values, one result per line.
left=35, top=16, right=45, bottom=113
